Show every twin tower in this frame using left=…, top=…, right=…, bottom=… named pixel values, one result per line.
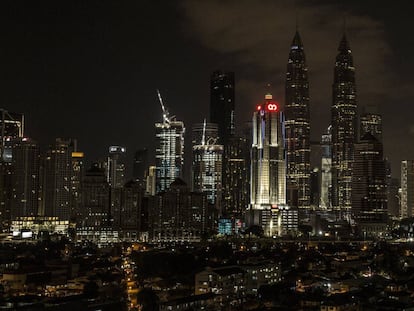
left=249, top=31, right=357, bottom=235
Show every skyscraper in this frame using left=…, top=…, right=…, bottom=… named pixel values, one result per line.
left=352, top=133, right=387, bottom=230
left=107, top=146, right=126, bottom=188
left=43, top=138, right=74, bottom=220
left=133, top=148, right=148, bottom=183
left=331, top=34, right=357, bottom=212
left=77, top=163, right=112, bottom=242
left=0, top=110, right=24, bottom=162
left=210, top=71, right=235, bottom=145
left=320, top=127, right=332, bottom=209
left=401, top=160, right=414, bottom=218
left=222, top=135, right=249, bottom=219
left=0, top=110, right=24, bottom=227
left=11, top=138, right=40, bottom=219
left=360, top=105, right=382, bottom=142
left=191, top=121, right=223, bottom=211
left=155, top=91, right=185, bottom=193
left=249, top=93, right=286, bottom=236
left=70, top=151, right=84, bottom=221
left=285, top=31, right=310, bottom=209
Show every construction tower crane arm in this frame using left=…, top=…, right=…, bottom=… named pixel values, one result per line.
left=156, top=89, right=170, bottom=124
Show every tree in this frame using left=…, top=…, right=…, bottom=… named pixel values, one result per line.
left=244, top=225, right=264, bottom=237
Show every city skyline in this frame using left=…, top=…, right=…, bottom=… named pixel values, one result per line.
left=0, top=1, right=412, bottom=177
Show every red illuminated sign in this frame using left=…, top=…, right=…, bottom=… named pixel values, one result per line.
left=256, top=101, right=279, bottom=112
left=266, top=101, right=278, bottom=112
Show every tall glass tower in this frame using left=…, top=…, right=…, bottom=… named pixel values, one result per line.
left=210, top=71, right=235, bottom=146
left=155, top=91, right=185, bottom=193
left=331, top=34, right=357, bottom=212
left=285, top=31, right=310, bottom=209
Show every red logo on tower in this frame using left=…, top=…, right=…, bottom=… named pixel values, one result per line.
left=266, top=102, right=278, bottom=112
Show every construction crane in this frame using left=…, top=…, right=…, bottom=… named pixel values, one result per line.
left=156, top=89, right=175, bottom=124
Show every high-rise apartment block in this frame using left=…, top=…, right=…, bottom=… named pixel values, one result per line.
left=401, top=160, right=414, bottom=218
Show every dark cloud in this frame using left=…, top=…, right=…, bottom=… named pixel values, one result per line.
left=180, top=0, right=412, bottom=177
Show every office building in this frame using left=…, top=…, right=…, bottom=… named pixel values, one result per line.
left=149, top=178, right=213, bottom=242
left=11, top=138, right=40, bottom=219
left=210, top=71, right=235, bottom=145
left=249, top=93, right=286, bottom=236
left=222, top=135, right=249, bottom=218
left=320, top=127, right=332, bottom=209
left=133, top=148, right=148, bottom=183
left=77, top=163, right=117, bottom=243
left=43, top=138, right=74, bottom=220
left=360, top=105, right=382, bottom=142
left=352, top=133, right=387, bottom=234
left=107, top=146, right=126, bottom=188
left=331, top=34, right=357, bottom=213
left=146, top=165, right=156, bottom=195
left=285, top=31, right=311, bottom=209
left=119, top=180, right=145, bottom=241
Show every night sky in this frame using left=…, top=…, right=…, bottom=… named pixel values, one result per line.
left=0, top=0, right=412, bottom=179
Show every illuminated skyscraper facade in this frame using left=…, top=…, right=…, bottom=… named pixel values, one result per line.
left=155, top=94, right=185, bottom=193
left=192, top=122, right=223, bottom=210
left=210, top=71, right=235, bottom=145
left=320, top=127, right=332, bottom=209
left=285, top=31, right=310, bottom=209
left=249, top=94, right=286, bottom=236
left=331, top=34, right=357, bottom=212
